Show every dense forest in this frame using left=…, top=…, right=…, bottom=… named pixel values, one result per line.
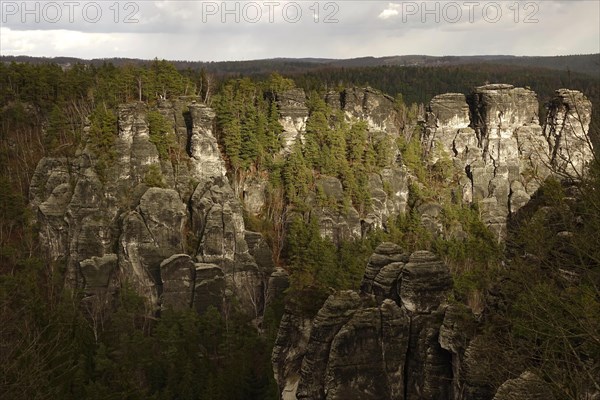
left=1, top=59, right=599, bottom=399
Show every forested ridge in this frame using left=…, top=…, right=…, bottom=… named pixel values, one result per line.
left=3, top=53, right=599, bottom=77
left=1, top=59, right=599, bottom=399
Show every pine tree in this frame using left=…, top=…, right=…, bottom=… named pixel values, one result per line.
left=346, top=120, right=368, bottom=164
left=45, top=103, right=69, bottom=152
left=265, top=100, right=283, bottom=154
left=283, top=144, right=312, bottom=205
left=374, top=135, right=394, bottom=168
left=304, top=109, right=329, bottom=171
left=148, top=110, right=176, bottom=160
left=215, top=86, right=242, bottom=169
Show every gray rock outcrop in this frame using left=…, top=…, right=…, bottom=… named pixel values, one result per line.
left=400, top=250, right=453, bottom=313
left=277, top=88, right=309, bottom=154
left=425, top=85, right=593, bottom=240
left=30, top=99, right=272, bottom=315
left=365, top=166, right=410, bottom=233
left=544, top=89, right=593, bottom=177
left=339, top=87, right=400, bottom=136
left=272, top=244, right=456, bottom=400
left=268, top=87, right=409, bottom=242
left=492, top=372, right=555, bottom=400
left=160, top=254, right=196, bottom=310
left=272, top=309, right=314, bottom=400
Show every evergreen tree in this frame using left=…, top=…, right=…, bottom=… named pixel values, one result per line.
left=45, top=103, right=69, bottom=152
left=346, top=120, right=368, bottom=164
left=283, top=143, right=312, bottom=205
left=240, top=106, right=259, bottom=168
left=148, top=110, right=176, bottom=160
left=215, top=85, right=243, bottom=169
left=266, top=100, right=283, bottom=153
left=88, top=104, right=117, bottom=180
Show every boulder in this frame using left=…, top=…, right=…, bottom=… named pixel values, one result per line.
left=493, top=372, right=555, bottom=400
left=400, top=251, right=452, bottom=313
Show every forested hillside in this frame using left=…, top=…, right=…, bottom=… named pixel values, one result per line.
left=4, top=53, right=599, bottom=77
left=0, top=60, right=280, bottom=399
left=1, top=59, right=599, bottom=399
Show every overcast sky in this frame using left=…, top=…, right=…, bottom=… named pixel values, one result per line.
left=1, top=1, right=599, bottom=60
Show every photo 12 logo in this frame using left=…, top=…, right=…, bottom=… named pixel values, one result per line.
left=0, top=1, right=342, bottom=24
left=198, top=1, right=340, bottom=23
left=1, top=1, right=140, bottom=24
left=395, top=1, right=540, bottom=23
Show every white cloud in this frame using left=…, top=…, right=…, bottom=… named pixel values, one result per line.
left=0, top=28, right=127, bottom=58
left=378, top=3, right=401, bottom=20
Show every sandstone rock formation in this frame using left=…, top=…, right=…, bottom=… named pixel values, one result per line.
left=272, top=238, right=575, bottom=400
left=339, top=87, right=400, bottom=136
left=272, top=309, right=314, bottom=400
left=30, top=98, right=272, bottom=315
left=425, top=85, right=593, bottom=240
left=268, top=87, right=409, bottom=241
left=269, top=84, right=592, bottom=245
left=492, top=371, right=555, bottom=400
left=272, top=243, right=456, bottom=400
left=544, top=89, right=593, bottom=177
left=277, top=88, right=309, bottom=154
left=30, top=84, right=593, bottom=400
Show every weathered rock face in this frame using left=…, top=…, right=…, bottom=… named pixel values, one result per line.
left=424, top=93, right=472, bottom=161
left=425, top=85, right=593, bottom=240
left=339, top=87, right=400, bottom=136
left=359, top=242, right=407, bottom=300
left=191, top=176, right=247, bottom=262
left=30, top=99, right=272, bottom=315
left=193, top=262, right=226, bottom=314
left=492, top=372, right=555, bottom=400
left=291, top=291, right=412, bottom=400
left=544, top=89, right=593, bottom=177
left=277, top=88, right=309, bottom=154
left=323, top=300, right=410, bottom=400
left=438, top=304, right=478, bottom=399
left=366, top=166, right=410, bottom=233
left=308, top=176, right=361, bottom=242
left=273, top=244, right=457, bottom=400
left=118, top=187, right=187, bottom=306
left=272, top=308, right=314, bottom=400
left=400, top=250, right=453, bottom=313
left=242, top=177, right=267, bottom=215
left=268, top=87, right=409, bottom=242
left=160, top=254, right=195, bottom=309
left=274, top=240, right=573, bottom=400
